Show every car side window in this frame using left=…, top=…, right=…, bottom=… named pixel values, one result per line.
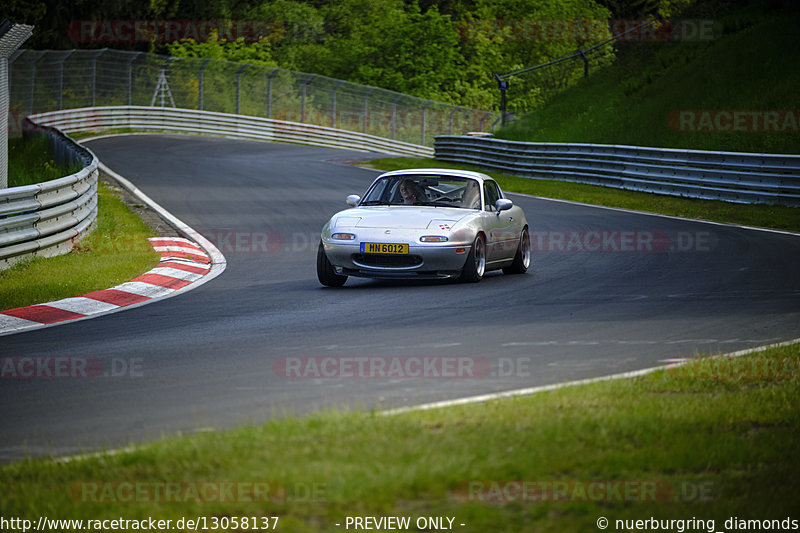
left=483, top=181, right=500, bottom=211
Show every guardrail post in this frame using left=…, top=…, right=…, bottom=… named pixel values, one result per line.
left=235, top=63, right=250, bottom=115
left=198, top=58, right=211, bottom=110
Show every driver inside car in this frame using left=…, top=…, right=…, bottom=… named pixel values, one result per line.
left=399, top=179, right=425, bottom=205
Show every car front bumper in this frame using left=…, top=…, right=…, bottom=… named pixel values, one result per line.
left=322, top=239, right=471, bottom=279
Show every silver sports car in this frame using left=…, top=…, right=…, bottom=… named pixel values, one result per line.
left=317, top=168, right=531, bottom=286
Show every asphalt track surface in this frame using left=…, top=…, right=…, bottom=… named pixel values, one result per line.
left=1, top=134, right=799, bottom=462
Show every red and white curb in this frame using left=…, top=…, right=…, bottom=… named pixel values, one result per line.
left=0, top=157, right=227, bottom=337
left=0, top=238, right=213, bottom=334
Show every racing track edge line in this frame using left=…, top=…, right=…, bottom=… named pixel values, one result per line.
left=379, top=337, right=800, bottom=415
left=50, top=337, right=800, bottom=464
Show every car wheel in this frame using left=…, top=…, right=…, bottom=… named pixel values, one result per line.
left=460, top=233, right=486, bottom=283
left=503, top=226, right=531, bottom=275
left=317, top=241, right=347, bottom=287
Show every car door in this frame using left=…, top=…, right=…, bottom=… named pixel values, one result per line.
left=482, top=180, right=517, bottom=264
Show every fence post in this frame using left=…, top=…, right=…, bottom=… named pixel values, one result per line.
left=479, top=112, right=491, bottom=131
left=55, top=51, right=72, bottom=110
left=331, top=80, right=345, bottom=128
left=391, top=94, right=403, bottom=140
left=448, top=106, right=462, bottom=135
left=266, top=68, right=280, bottom=118
left=236, top=63, right=250, bottom=115
left=0, top=20, right=33, bottom=189
left=421, top=100, right=432, bottom=146
left=362, top=87, right=376, bottom=134
left=125, top=52, right=142, bottom=106
left=28, top=50, right=46, bottom=116
left=300, top=74, right=314, bottom=123
left=198, top=58, right=211, bottom=110
left=89, top=48, right=106, bottom=107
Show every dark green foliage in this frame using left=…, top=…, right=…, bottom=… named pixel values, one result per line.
left=10, top=0, right=614, bottom=110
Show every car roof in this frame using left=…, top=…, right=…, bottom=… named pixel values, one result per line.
left=377, top=168, right=493, bottom=183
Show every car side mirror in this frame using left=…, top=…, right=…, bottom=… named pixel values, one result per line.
left=346, top=195, right=361, bottom=207
left=496, top=199, right=513, bottom=212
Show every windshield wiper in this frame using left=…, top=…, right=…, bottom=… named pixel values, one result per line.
left=416, top=201, right=452, bottom=207
left=360, top=200, right=393, bottom=205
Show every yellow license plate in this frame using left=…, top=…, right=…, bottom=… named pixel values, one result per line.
left=360, top=242, right=409, bottom=254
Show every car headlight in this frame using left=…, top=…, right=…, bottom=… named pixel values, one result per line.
left=420, top=236, right=449, bottom=242
left=331, top=232, right=356, bottom=240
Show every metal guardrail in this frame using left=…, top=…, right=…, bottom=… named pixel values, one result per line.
left=435, top=136, right=800, bottom=206
left=0, top=118, right=98, bottom=269
left=28, top=106, right=435, bottom=158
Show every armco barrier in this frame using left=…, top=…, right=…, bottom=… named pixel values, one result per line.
left=0, top=119, right=98, bottom=269
left=28, top=106, right=435, bottom=158
left=435, top=135, right=800, bottom=206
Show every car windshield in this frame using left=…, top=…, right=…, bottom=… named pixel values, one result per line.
left=360, top=175, right=481, bottom=209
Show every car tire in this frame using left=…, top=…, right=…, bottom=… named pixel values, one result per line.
left=317, top=241, right=347, bottom=287
left=460, top=233, right=486, bottom=283
left=503, top=226, right=531, bottom=275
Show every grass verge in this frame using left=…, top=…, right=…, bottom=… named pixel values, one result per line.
left=0, top=181, right=161, bottom=311
left=363, top=157, right=800, bottom=232
left=494, top=6, right=800, bottom=155
left=1, top=343, right=797, bottom=531
left=8, top=135, right=83, bottom=188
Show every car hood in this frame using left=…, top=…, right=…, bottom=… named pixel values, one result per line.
left=334, top=206, right=473, bottom=230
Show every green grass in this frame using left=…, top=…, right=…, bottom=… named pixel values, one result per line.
left=2, top=343, right=797, bottom=532
left=495, top=4, right=800, bottom=154
left=364, top=157, right=800, bottom=232
left=0, top=181, right=160, bottom=311
left=7, top=136, right=83, bottom=187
